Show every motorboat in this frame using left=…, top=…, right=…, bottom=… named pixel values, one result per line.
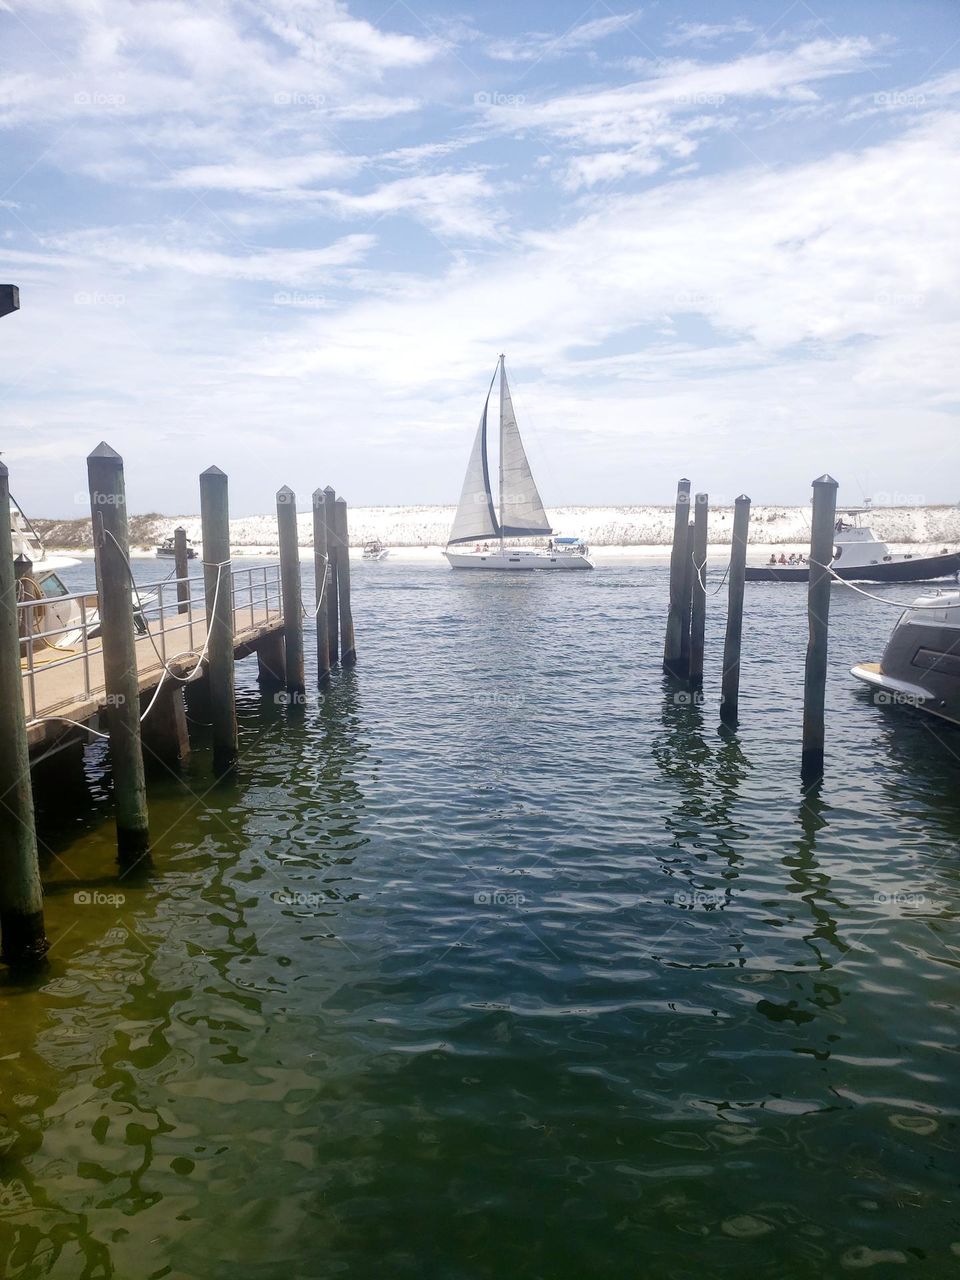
left=10, top=497, right=97, bottom=651
left=747, top=508, right=960, bottom=583
left=156, top=533, right=196, bottom=559
left=362, top=539, right=388, bottom=561
left=851, top=588, right=960, bottom=726
left=444, top=356, right=593, bottom=571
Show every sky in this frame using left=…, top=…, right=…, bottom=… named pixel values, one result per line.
left=1, top=0, right=959, bottom=517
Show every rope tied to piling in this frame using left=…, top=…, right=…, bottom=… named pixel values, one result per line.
left=692, top=550, right=732, bottom=597
left=809, top=559, right=960, bottom=609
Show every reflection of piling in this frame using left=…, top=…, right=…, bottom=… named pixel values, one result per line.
left=802, top=475, right=839, bottom=782
left=174, top=526, right=190, bottom=614
left=720, top=494, right=751, bottom=727
left=88, top=443, right=150, bottom=860
left=276, top=486, right=305, bottom=693
left=312, top=489, right=331, bottom=683
left=323, top=485, right=339, bottom=665
left=663, top=478, right=691, bottom=677
left=689, top=493, right=708, bottom=686
left=0, top=461, right=48, bottom=964
left=199, top=466, right=238, bottom=773
left=334, top=498, right=356, bottom=666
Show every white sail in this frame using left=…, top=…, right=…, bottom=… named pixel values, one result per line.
left=498, top=359, right=552, bottom=537
left=447, top=374, right=500, bottom=545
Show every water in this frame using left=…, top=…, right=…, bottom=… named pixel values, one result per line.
left=2, top=556, right=959, bottom=1279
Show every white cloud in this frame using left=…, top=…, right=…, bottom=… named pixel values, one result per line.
left=488, top=10, right=643, bottom=63
left=664, top=19, right=758, bottom=47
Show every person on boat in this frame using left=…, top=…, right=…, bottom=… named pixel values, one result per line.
left=482, top=542, right=489, bottom=552
left=547, top=538, right=554, bottom=552
left=768, top=553, right=777, bottom=565
left=778, top=554, right=787, bottom=565
left=474, top=543, right=481, bottom=552
left=787, top=553, right=797, bottom=565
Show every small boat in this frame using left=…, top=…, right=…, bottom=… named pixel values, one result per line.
left=852, top=589, right=960, bottom=726
left=747, top=509, right=960, bottom=583
left=362, top=539, right=388, bottom=561
left=156, top=534, right=196, bottom=559
left=444, top=356, right=592, bottom=571
left=10, top=497, right=97, bottom=650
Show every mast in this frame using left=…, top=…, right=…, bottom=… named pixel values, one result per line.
left=498, top=353, right=505, bottom=554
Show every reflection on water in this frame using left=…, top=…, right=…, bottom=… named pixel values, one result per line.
left=1, top=559, right=958, bottom=1278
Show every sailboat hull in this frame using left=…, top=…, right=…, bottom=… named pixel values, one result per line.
left=444, top=549, right=593, bottom=571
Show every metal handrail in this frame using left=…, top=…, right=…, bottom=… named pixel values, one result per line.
left=18, top=562, right=282, bottom=721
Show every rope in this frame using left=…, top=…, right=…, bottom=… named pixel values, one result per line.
left=311, top=559, right=329, bottom=618
left=692, top=551, right=731, bottom=597
left=810, top=559, right=960, bottom=609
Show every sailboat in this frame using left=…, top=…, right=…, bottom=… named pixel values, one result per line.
left=444, top=356, right=593, bottom=571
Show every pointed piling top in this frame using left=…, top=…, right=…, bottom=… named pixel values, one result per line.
left=335, top=495, right=346, bottom=505
left=813, top=473, right=838, bottom=487
left=88, top=441, right=122, bottom=463
left=277, top=483, right=294, bottom=494
left=736, top=493, right=751, bottom=503
left=200, top=465, right=226, bottom=478
left=312, top=487, right=325, bottom=503
left=0, top=459, right=8, bottom=479
left=323, top=484, right=335, bottom=496
left=174, top=524, right=185, bottom=532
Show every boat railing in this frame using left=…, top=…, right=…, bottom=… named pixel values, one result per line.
left=17, top=561, right=281, bottom=722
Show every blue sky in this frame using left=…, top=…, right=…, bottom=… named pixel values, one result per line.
left=2, top=0, right=959, bottom=516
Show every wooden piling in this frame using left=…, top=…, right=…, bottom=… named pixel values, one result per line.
left=678, top=519, right=694, bottom=679
left=719, top=495, right=751, bottom=727
left=312, top=489, right=331, bottom=683
left=801, top=474, right=839, bottom=781
left=0, top=462, right=48, bottom=963
left=334, top=498, right=356, bottom=666
left=276, top=485, right=305, bottom=693
left=322, top=484, right=339, bottom=664
left=140, top=684, right=190, bottom=771
left=689, top=494, right=708, bottom=686
left=87, top=443, right=150, bottom=860
left=174, top=526, right=190, bottom=615
left=663, top=478, right=691, bottom=677
left=199, top=466, right=238, bottom=773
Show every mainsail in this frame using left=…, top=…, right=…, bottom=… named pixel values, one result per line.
left=446, top=369, right=500, bottom=545
left=446, top=356, right=552, bottom=545
left=498, top=359, right=552, bottom=538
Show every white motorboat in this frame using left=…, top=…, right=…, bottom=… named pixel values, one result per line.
left=444, top=356, right=592, bottom=572
left=362, top=539, right=388, bottom=561
left=747, top=507, right=960, bottom=583
left=852, top=588, right=960, bottom=726
left=10, top=497, right=97, bottom=650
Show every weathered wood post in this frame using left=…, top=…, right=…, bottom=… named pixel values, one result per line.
left=276, top=485, right=305, bottom=693
left=802, top=474, right=839, bottom=781
left=312, top=489, right=331, bottom=683
left=334, top=498, right=356, bottom=666
left=663, top=478, right=691, bottom=677
left=0, top=462, right=48, bottom=963
left=199, top=466, right=238, bottom=773
left=719, top=494, right=751, bottom=727
left=689, top=493, right=708, bottom=686
left=678, top=519, right=694, bottom=678
left=322, top=484, right=339, bottom=664
left=174, top=526, right=190, bottom=615
left=87, top=443, right=150, bottom=860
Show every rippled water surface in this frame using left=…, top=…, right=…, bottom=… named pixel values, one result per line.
left=2, top=556, right=959, bottom=1279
